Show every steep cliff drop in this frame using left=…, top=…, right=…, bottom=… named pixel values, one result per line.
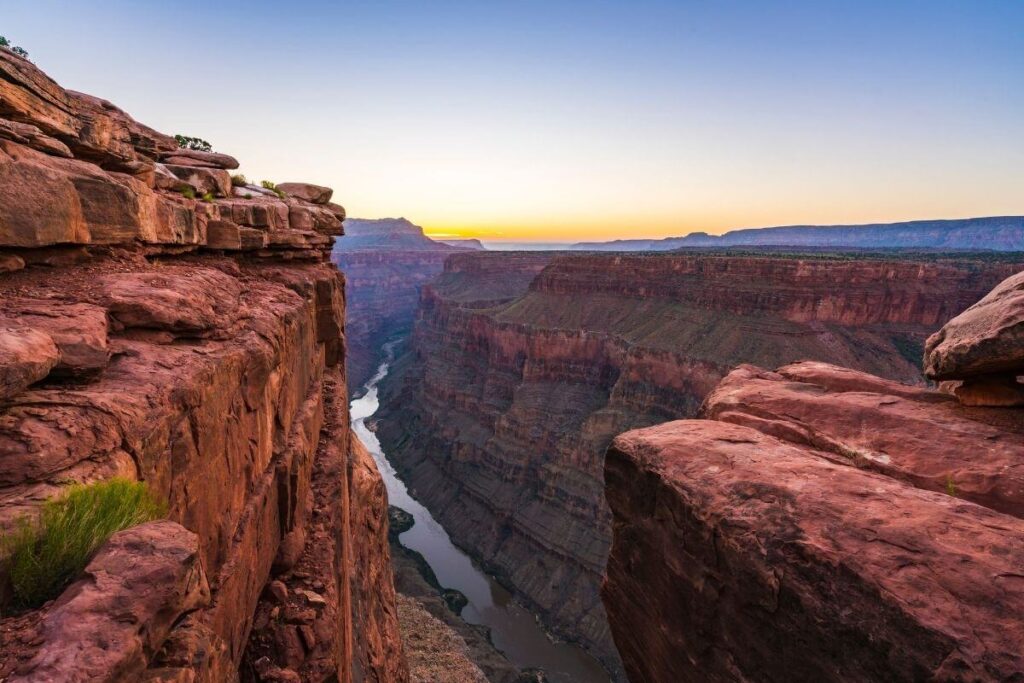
left=0, top=49, right=406, bottom=682
left=602, top=270, right=1024, bottom=682
left=374, top=249, right=1024, bottom=677
left=331, top=217, right=477, bottom=394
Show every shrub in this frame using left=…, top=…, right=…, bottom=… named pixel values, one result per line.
left=244, top=193, right=253, bottom=199
left=174, top=134, right=212, bottom=152
left=946, top=475, right=958, bottom=497
left=1, top=479, right=166, bottom=611
left=201, top=191, right=214, bottom=203
left=260, top=180, right=286, bottom=198
left=230, top=173, right=247, bottom=187
left=0, top=36, right=8, bottom=47
left=181, top=186, right=196, bottom=200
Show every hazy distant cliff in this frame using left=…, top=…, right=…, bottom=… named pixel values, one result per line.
left=375, top=249, right=1024, bottom=676
left=332, top=218, right=476, bottom=392
left=573, top=216, right=1024, bottom=251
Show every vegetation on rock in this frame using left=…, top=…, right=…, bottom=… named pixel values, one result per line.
left=231, top=173, right=247, bottom=187
left=1, top=479, right=166, bottom=611
left=174, top=134, right=213, bottom=152
left=0, top=35, right=29, bottom=58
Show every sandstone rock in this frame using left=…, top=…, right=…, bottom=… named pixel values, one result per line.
left=924, top=269, right=1024, bottom=380
left=0, top=119, right=72, bottom=157
left=326, top=202, right=346, bottom=221
left=396, top=594, right=487, bottom=683
left=152, top=163, right=195, bottom=192
left=0, top=326, right=59, bottom=401
left=941, top=375, right=1024, bottom=407
left=10, top=521, right=210, bottom=683
left=0, top=253, right=26, bottom=273
left=2, top=301, right=110, bottom=379
left=164, top=165, right=231, bottom=198
left=275, top=182, right=333, bottom=204
left=98, top=268, right=241, bottom=335
left=703, top=362, right=1024, bottom=518
left=159, top=148, right=239, bottom=170
left=603, top=419, right=1024, bottom=683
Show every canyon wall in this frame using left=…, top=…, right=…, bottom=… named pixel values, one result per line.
left=375, top=250, right=1024, bottom=677
left=332, top=218, right=470, bottom=393
left=602, top=271, right=1024, bottom=681
left=0, top=48, right=405, bottom=682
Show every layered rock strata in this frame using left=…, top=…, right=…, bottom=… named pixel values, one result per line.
left=376, top=250, right=1023, bottom=676
left=331, top=218, right=476, bottom=393
left=0, top=48, right=404, bottom=682
left=602, top=270, right=1024, bottom=682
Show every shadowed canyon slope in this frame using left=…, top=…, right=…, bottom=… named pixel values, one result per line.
left=0, top=48, right=406, bottom=681
left=332, top=218, right=474, bottom=393
left=602, top=271, right=1024, bottom=681
left=374, top=249, right=1024, bottom=674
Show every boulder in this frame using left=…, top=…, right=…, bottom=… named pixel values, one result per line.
left=159, top=148, right=240, bottom=170
left=0, top=326, right=59, bottom=401
left=9, top=521, right=210, bottom=683
left=924, top=270, right=1024, bottom=380
left=702, top=362, right=1024, bottom=517
left=164, top=165, right=231, bottom=198
left=0, top=253, right=26, bottom=273
left=98, top=268, right=242, bottom=336
left=275, top=183, right=333, bottom=205
left=1, top=302, right=110, bottom=379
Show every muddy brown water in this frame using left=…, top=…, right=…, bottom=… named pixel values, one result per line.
left=351, top=355, right=612, bottom=683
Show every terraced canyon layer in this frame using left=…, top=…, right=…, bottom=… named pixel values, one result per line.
left=602, top=271, right=1024, bottom=681
left=375, top=250, right=1024, bottom=675
left=0, top=48, right=405, bottom=682
left=332, top=218, right=469, bottom=393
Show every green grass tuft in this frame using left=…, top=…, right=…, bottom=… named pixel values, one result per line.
left=231, top=173, right=247, bottom=187
left=181, top=186, right=196, bottom=200
left=201, top=191, right=214, bottom=203
left=1, top=479, right=166, bottom=611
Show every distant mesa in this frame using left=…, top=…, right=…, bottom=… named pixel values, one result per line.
left=335, top=217, right=485, bottom=252
left=571, top=216, right=1024, bottom=252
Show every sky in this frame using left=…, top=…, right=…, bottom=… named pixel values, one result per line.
left=4, top=1, right=1023, bottom=242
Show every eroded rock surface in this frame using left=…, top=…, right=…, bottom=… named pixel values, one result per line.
left=0, top=48, right=406, bottom=683
left=602, top=271, right=1024, bottom=682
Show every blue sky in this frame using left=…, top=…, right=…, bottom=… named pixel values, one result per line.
left=4, top=1, right=1023, bottom=240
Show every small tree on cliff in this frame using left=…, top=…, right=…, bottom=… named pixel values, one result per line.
left=0, top=35, right=29, bottom=58
left=174, top=134, right=213, bottom=152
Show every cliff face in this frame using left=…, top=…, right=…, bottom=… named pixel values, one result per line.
left=332, top=218, right=471, bottom=393
left=602, top=273, right=1024, bottom=681
left=375, top=250, right=1024, bottom=675
left=0, top=49, right=405, bottom=682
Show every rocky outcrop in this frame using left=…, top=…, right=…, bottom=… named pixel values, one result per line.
left=0, top=48, right=405, bottom=682
left=332, top=218, right=476, bottom=392
left=601, top=271, right=1024, bottom=682
left=376, top=250, right=1024, bottom=676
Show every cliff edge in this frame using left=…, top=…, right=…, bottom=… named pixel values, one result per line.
left=0, top=48, right=406, bottom=682
left=602, top=270, right=1024, bottom=682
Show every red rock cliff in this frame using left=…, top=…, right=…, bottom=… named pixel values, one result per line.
left=602, top=270, right=1024, bottom=682
left=375, top=250, right=1023, bottom=677
left=0, top=48, right=406, bottom=682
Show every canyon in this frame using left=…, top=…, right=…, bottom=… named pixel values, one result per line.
left=0, top=48, right=406, bottom=681
left=372, top=249, right=1024, bottom=677
left=332, top=218, right=470, bottom=393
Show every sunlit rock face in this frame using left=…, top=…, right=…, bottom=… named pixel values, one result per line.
left=375, top=249, right=1024, bottom=676
left=332, top=217, right=476, bottom=393
left=0, top=48, right=406, bottom=682
left=602, top=269, right=1024, bottom=682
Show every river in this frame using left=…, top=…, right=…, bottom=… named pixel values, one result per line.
left=350, top=355, right=611, bottom=683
